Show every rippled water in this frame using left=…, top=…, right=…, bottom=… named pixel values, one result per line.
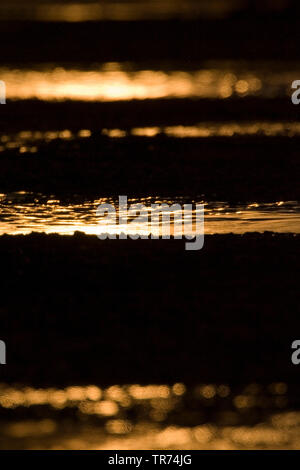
left=1, top=381, right=299, bottom=450
left=1, top=14, right=299, bottom=449
left=1, top=62, right=298, bottom=101
left=0, top=193, right=299, bottom=236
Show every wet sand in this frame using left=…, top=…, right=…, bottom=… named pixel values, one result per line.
left=0, top=232, right=299, bottom=387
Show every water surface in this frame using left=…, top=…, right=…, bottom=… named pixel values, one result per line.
left=0, top=193, right=299, bottom=236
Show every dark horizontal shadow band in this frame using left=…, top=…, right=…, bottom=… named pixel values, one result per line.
left=0, top=233, right=299, bottom=386
left=0, top=98, right=298, bottom=132
left=1, top=18, right=300, bottom=62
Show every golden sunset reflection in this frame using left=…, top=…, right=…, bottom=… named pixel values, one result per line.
left=0, top=383, right=179, bottom=411
left=0, top=65, right=279, bottom=101
left=1, top=122, right=300, bottom=157
left=0, top=382, right=296, bottom=450
left=0, top=194, right=299, bottom=236
left=0, top=1, right=290, bottom=23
